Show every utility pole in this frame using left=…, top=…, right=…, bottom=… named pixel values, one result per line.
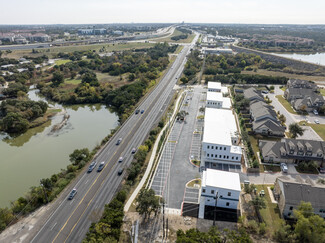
left=162, top=201, right=165, bottom=240
left=40, top=182, right=48, bottom=203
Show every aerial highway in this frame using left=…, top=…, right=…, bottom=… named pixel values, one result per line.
left=29, top=35, right=198, bottom=243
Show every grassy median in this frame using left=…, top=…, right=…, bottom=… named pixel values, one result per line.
left=275, top=95, right=298, bottom=114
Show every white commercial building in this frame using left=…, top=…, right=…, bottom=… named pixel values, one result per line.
left=198, top=169, right=241, bottom=219
left=206, top=91, right=231, bottom=109
left=207, top=82, right=221, bottom=92
left=202, top=108, right=242, bottom=168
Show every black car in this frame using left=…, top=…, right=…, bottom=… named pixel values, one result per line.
left=87, top=161, right=97, bottom=173
left=68, top=188, right=77, bottom=200
left=135, top=109, right=140, bottom=114
left=116, top=138, right=122, bottom=145
left=118, top=168, right=124, bottom=176
left=97, top=162, right=105, bottom=172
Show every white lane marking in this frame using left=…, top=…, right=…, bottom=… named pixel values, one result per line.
left=70, top=199, right=75, bottom=205
left=51, top=222, right=57, bottom=231
left=85, top=179, right=89, bottom=185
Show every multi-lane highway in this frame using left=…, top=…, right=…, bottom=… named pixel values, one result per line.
left=29, top=35, right=198, bottom=243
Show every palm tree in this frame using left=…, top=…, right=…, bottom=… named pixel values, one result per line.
left=289, top=123, right=304, bottom=139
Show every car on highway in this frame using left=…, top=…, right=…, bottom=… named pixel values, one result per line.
left=315, top=119, right=320, bottom=124
left=281, top=163, right=288, bottom=173
left=97, top=161, right=105, bottom=172
left=118, top=168, right=124, bottom=176
left=141, top=109, right=145, bottom=114
left=116, top=138, right=122, bottom=145
left=313, top=109, right=319, bottom=115
left=131, top=148, right=137, bottom=154
left=68, top=188, right=77, bottom=200
left=87, top=161, right=97, bottom=173
left=118, top=157, right=123, bottom=163
left=135, top=109, right=140, bottom=114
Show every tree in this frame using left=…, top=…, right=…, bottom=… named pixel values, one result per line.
left=51, top=71, right=64, bottom=86
left=69, top=148, right=90, bottom=167
left=250, top=196, right=266, bottom=211
left=81, top=71, right=99, bottom=86
left=136, top=189, right=160, bottom=219
left=279, top=114, right=286, bottom=124
left=1, top=112, right=29, bottom=133
left=289, top=123, right=304, bottom=139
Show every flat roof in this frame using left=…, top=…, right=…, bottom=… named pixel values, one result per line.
left=203, top=108, right=238, bottom=146
left=221, top=86, right=228, bottom=94
left=202, top=169, right=241, bottom=191
left=207, top=92, right=223, bottom=101
left=222, top=97, right=231, bottom=109
left=208, top=82, right=221, bottom=90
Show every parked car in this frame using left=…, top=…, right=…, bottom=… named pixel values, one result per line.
left=97, top=161, right=105, bottom=172
left=319, top=167, right=325, bottom=174
left=118, top=157, right=123, bottom=163
left=131, top=148, right=137, bottom=154
left=313, top=109, right=319, bottom=115
left=116, top=138, right=122, bottom=145
left=135, top=109, right=140, bottom=114
left=87, top=161, right=97, bottom=173
left=314, top=119, right=320, bottom=124
left=262, top=90, right=268, bottom=94
left=68, top=188, right=77, bottom=200
left=118, top=168, right=124, bottom=176
left=281, top=163, right=288, bottom=173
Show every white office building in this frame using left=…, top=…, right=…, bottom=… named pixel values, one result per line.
left=202, top=108, right=242, bottom=168
left=207, top=82, right=222, bottom=92
left=198, top=169, right=241, bottom=219
left=206, top=92, right=231, bottom=109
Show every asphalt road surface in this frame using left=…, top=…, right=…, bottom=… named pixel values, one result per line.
left=30, top=37, right=197, bottom=243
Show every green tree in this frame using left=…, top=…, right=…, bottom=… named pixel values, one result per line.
left=81, top=71, right=99, bottom=86
left=250, top=196, right=266, bottom=211
left=51, top=71, right=64, bottom=86
left=289, top=123, right=304, bottom=139
left=1, top=112, right=29, bottom=133
left=69, top=148, right=90, bottom=167
left=136, top=189, right=160, bottom=219
left=279, top=114, right=286, bottom=124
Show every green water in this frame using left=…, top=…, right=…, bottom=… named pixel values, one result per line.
left=0, top=90, right=118, bottom=207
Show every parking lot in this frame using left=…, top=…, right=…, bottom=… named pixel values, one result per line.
left=151, top=86, right=204, bottom=210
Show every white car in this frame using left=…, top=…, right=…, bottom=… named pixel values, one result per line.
left=315, top=119, right=320, bottom=124
left=313, top=110, right=319, bottom=115
left=281, top=163, right=288, bottom=173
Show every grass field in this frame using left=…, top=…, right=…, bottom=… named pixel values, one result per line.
left=65, top=78, right=82, bottom=85
left=154, top=29, right=195, bottom=43
left=275, top=95, right=298, bottom=114
left=2, top=42, right=155, bottom=59
left=255, top=185, right=283, bottom=236
left=242, top=69, right=325, bottom=82
left=55, top=59, right=71, bottom=66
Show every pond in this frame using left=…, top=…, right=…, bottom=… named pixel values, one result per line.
left=0, top=89, right=118, bottom=207
left=272, top=52, right=325, bottom=66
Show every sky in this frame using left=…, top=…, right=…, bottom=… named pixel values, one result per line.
left=1, top=0, right=325, bottom=25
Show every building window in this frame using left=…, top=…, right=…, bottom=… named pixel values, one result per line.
left=220, top=147, right=222, bottom=150
left=228, top=192, right=231, bottom=196
left=211, top=146, right=214, bottom=149
left=216, top=147, right=218, bottom=150
left=211, top=190, right=214, bottom=194
left=202, top=189, right=206, bottom=193
left=227, top=156, right=229, bottom=159
left=289, top=150, right=294, bottom=154
left=226, top=202, right=230, bottom=206
left=223, top=155, right=226, bottom=159
left=207, top=145, right=210, bottom=149
left=224, top=147, right=226, bottom=150
left=219, top=155, right=222, bottom=158
left=215, top=154, right=218, bottom=158
left=234, top=140, right=237, bottom=144
left=232, top=156, right=234, bottom=160
left=289, top=206, right=293, bottom=211
left=236, top=157, right=238, bottom=160
left=207, top=154, right=210, bottom=157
